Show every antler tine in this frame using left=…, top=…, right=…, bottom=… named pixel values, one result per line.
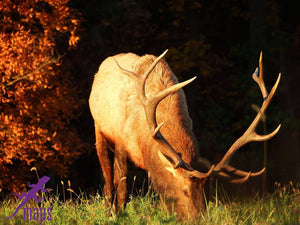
left=230, top=173, right=251, bottom=184
left=222, top=165, right=265, bottom=177
left=113, top=57, right=138, bottom=80
left=146, top=76, right=197, bottom=135
left=252, top=52, right=268, bottom=99
left=213, top=52, right=281, bottom=181
left=212, top=162, right=265, bottom=183
left=141, top=49, right=169, bottom=82
left=248, top=72, right=281, bottom=141
left=113, top=57, right=148, bottom=104
left=214, top=171, right=251, bottom=184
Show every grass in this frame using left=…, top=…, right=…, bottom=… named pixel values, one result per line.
left=0, top=182, right=299, bottom=225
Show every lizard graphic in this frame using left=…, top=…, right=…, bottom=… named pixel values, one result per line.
left=1, top=176, right=50, bottom=219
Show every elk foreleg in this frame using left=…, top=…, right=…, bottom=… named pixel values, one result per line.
left=95, top=129, right=113, bottom=209
left=113, top=147, right=128, bottom=212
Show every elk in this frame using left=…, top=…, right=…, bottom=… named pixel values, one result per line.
left=89, top=50, right=281, bottom=220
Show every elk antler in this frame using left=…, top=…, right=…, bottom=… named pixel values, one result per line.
left=113, top=50, right=194, bottom=169
left=213, top=52, right=281, bottom=183
left=114, top=50, right=212, bottom=178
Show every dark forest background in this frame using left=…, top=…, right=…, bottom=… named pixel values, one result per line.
left=1, top=0, right=299, bottom=197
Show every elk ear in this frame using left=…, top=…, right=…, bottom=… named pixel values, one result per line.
left=190, top=157, right=212, bottom=172
left=157, top=151, right=177, bottom=177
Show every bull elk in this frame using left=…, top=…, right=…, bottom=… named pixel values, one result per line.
left=89, top=50, right=281, bottom=220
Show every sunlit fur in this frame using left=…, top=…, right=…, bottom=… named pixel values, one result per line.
left=89, top=53, right=206, bottom=220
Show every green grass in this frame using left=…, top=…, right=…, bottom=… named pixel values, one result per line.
left=0, top=182, right=299, bottom=225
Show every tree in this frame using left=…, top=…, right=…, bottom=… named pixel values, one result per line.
left=0, top=0, right=81, bottom=192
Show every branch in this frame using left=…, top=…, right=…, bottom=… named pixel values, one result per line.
left=5, top=55, right=63, bottom=87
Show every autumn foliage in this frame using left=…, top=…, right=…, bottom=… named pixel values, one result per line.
left=0, top=0, right=81, bottom=192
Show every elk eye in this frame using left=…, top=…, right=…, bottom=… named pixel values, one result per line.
left=183, top=187, right=189, bottom=197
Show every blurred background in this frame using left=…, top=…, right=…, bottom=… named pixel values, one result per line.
left=0, top=0, right=299, bottom=198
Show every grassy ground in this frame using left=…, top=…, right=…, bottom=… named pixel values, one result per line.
left=0, top=182, right=299, bottom=225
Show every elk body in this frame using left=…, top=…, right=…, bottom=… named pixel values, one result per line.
left=89, top=50, right=281, bottom=220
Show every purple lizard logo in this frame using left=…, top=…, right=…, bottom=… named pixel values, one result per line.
left=2, top=176, right=50, bottom=220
